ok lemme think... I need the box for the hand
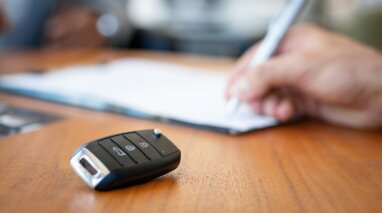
[226,24,382,129]
[43,6,106,48]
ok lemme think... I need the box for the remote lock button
[111,135,149,164]
[98,139,135,167]
[124,133,161,160]
[138,130,178,156]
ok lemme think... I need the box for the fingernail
[276,100,293,121]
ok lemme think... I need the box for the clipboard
[0,58,278,134]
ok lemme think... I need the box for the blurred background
[0,0,381,57]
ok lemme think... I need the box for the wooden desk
[0,49,381,213]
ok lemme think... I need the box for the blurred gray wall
[323,0,382,50]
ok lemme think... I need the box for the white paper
[0,58,277,134]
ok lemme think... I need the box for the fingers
[239,53,309,102]
[275,99,294,121]
[249,92,295,121]
[233,44,260,74]
[226,53,311,122]
[226,24,324,99]
[225,44,260,98]
[277,23,329,54]
[246,86,322,122]
[226,24,331,122]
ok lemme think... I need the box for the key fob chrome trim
[70,147,111,189]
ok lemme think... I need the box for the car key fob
[70,129,181,191]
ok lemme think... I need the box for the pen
[226,0,307,116]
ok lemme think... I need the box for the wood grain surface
[0,49,381,213]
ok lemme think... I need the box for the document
[0,58,278,134]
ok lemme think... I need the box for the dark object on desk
[0,103,61,137]
[70,129,181,191]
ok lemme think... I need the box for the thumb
[226,44,260,98]
[238,54,310,100]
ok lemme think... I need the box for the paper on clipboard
[0,58,278,134]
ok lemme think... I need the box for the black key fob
[70,129,181,191]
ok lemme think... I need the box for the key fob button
[111,135,150,164]
[124,133,161,160]
[85,143,120,170]
[138,141,149,148]
[98,139,135,167]
[138,130,178,156]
